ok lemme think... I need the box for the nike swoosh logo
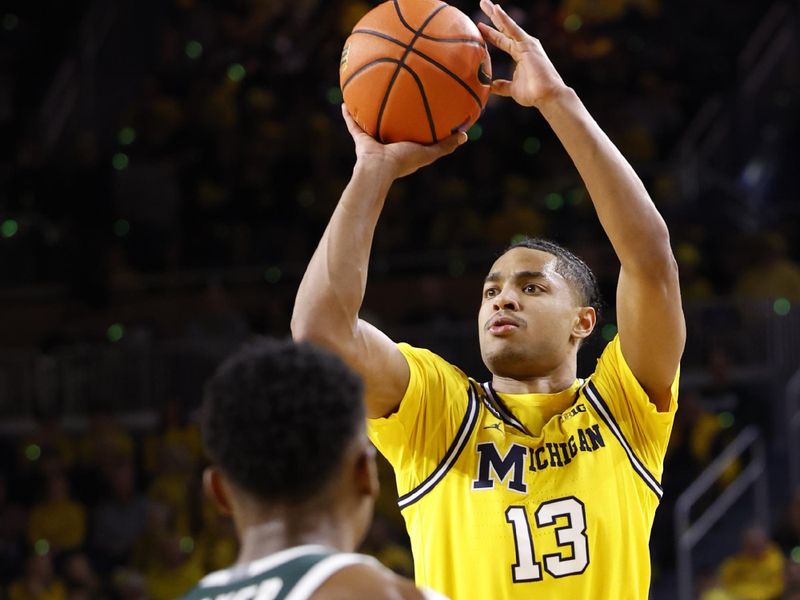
[483,423,501,430]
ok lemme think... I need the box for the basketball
[340,0,492,145]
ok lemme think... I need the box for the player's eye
[484,287,498,298]
[523,284,541,294]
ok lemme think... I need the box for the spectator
[735,233,800,303]
[697,569,736,600]
[60,552,102,599]
[90,460,149,569]
[7,552,66,600]
[27,472,86,554]
[143,534,203,600]
[130,502,173,574]
[719,525,785,600]
[147,444,195,536]
[109,569,147,600]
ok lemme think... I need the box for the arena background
[0,0,798,598]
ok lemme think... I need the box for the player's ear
[203,466,233,516]
[354,442,380,500]
[572,306,596,341]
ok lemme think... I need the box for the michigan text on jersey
[472,420,606,493]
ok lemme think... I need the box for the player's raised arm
[291,106,466,418]
[478,0,685,410]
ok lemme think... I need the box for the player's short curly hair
[201,337,364,502]
[503,237,603,320]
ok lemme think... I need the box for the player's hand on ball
[477,0,567,109]
[342,105,467,180]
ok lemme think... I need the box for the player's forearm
[291,161,393,345]
[539,87,675,274]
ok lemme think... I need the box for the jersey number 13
[505,496,589,582]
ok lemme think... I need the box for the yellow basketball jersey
[368,335,678,600]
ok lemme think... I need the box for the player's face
[478,248,583,378]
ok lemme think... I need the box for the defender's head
[478,238,601,379]
[201,338,377,550]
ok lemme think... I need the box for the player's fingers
[430,131,468,158]
[341,104,366,138]
[490,79,513,97]
[477,22,514,56]
[479,0,527,42]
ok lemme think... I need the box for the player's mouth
[487,314,523,336]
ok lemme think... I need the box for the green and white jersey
[180,544,449,600]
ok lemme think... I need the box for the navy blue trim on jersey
[397,386,480,510]
[483,382,531,435]
[583,381,663,500]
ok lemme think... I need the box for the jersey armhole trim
[397,385,480,510]
[584,381,663,500]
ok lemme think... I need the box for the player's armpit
[313,563,447,600]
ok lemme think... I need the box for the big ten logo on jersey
[471,424,606,493]
[561,402,587,421]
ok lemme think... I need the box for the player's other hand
[477,0,568,109]
[341,105,467,181]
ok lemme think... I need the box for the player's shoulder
[587,334,633,385]
[312,560,439,600]
[397,342,469,382]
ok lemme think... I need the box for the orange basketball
[340,0,492,144]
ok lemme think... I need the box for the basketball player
[179,338,448,600]
[292,1,685,597]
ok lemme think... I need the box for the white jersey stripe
[584,382,663,499]
[199,545,332,588]
[283,554,381,600]
[397,387,480,509]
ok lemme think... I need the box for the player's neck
[236,512,347,564]
[491,360,577,394]
[491,375,577,395]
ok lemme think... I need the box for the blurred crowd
[1,0,796,309]
[696,505,800,600]
[0,402,229,599]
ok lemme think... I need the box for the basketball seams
[351,28,486,110]
[341,57,402,91]
[392,0,442,35]
[397,66,437,148]
[391,0,415,33]
[376,3,448,143]
[352,28,485,49]
[417,35,485,45]
[393,0,484,45]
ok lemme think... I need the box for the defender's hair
[201,337,364,502]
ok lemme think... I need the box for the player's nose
[492,288,521,312]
